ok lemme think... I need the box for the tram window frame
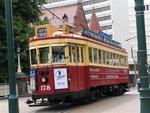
[116,54,119,66]
[113,53,116,66]
[88,47,93,63]
[77,46,80,63]
[30,49,37,65]
[93,48,98,63]
[39,47,49,64]
[80,47,84,63]
[102,51,106,64]
[118,55,121,66]
[106,51,109,65]
[125,56,128,67]
[124,56,128,67]
[52,46,65,63]
[121,56,125,66]
[69,45,84,63]
[72,46,76,63]
[110,52,113,65]
[69,46,72,62]
[98,50,101,64]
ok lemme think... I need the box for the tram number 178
[41,85,50,91]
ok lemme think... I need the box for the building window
[101,25,112,31]
[84,6,111,15]
[145,4,150,11]
[98,15,111,21]
[83,0,109,6]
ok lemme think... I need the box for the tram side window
[81,47,84,63]
[93,48,97,63]
[116,54,119,66]
[69,46,72,62]
[102,51,106,64]
[125,56,128,66]
[77,47,80,62]
[113,53,116,66]
[121,56,125,66]
[98,50,101,64]
[106,52,109,65]
[31,49,37,65]
[123,56,128,67]
[69,46,83,63]
[88,47,93,63]
[52,46,65,63]
[39,47,49,64]
[110,53,113,65]
[118,55,121,66]
[72,47,76,62]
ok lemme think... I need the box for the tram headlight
[40,76,48,84]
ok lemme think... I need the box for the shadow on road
[35,103,72,113]
[34,93,139,113]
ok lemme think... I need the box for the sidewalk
[126,87,139,94]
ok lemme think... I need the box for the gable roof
[40,2,88,32]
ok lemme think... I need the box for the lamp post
[17,47,22,73]
[134,0,150,113]
[4,0,19,113]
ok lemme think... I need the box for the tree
[0,0,47,82]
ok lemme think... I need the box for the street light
[17,47,22,73]
[126,35,150,42]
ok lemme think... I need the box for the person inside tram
[53,52,64,62]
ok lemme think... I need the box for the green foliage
[0,0,47,82]
[35,17,49,25]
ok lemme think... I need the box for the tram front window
[52,46,65,63]
[31,49,37,65]
[39,47,49,64]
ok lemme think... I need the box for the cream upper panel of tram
[29,37,127,58]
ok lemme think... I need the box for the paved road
[0,89,140,113]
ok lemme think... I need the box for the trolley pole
[4,0,19,113]
[134,0,150,113]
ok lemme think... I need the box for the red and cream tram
[27,23,129,106]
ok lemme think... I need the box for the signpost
[134,0,150,113]
[4,0,19,113]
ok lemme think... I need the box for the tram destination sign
[82,29,121,48]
